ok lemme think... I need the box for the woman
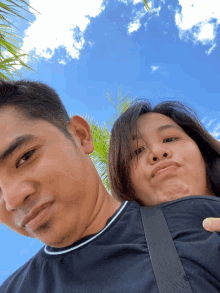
[108,100,220,291]
[108,100,220,205]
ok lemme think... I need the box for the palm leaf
[106,86,137,128]
[77,88,136,193]
[0,0,38,26]
[77,113,111,193]
[0,0,39,79]
[143,0,151,12]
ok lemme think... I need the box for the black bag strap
[140,205,193,293]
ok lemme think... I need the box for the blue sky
[1,0,220,284]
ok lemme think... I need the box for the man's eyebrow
[132,124,183,140]
[0,134,38,165]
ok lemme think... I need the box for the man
[0,79,220,292]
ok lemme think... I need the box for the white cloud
[128,17,142,34]
[209,129,218,138]
[203,117,220,140]
[128,6,147,34]
[201,117,207,124]
[150,65,169,76]
[175,0,220,52]
[206,118,217,127]
[196,22,215,43]
[209,124,220,139]
[126,1,162,34]
[206,43,217,55]
[133,0,143,4]
[118,0,143,4]
[22,0,105,62]
[151,5,161,17]
[151,65,159,72]
[58,59,67,65]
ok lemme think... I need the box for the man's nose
[3,183,36,211]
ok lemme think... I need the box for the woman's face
[129,113,215,206]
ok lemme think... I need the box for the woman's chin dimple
[150,181,191,204]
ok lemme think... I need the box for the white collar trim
[44,201,128,255]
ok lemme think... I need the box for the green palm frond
[0,0,39,79]
[106,86,137,128]
[77,87,136,194]
[0,27,36,79]
[0,0,38,26]
[78,113,111,193]
[143,0,151,12]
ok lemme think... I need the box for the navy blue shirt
[1,195,220,292]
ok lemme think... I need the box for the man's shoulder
[0,202,146,293]
[108,200,139,222]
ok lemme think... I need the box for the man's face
[0,107,99,248]
[129,113,215,206]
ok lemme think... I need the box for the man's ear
[68,115,94,154]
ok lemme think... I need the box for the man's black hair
[0,79,76,145]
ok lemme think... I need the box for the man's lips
[20,202,52,227]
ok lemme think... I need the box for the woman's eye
[16,149,36,168]
[164,137,178,143]
[134,147,144,156]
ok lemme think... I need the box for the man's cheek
[0,203,28,237]
[10,223,31,237]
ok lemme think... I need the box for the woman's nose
[148,146,172,163]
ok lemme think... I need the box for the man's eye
[164,137,178,143]
[16,149,36,168]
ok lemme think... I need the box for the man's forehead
[0,107,51,133]
[0,110,51,157]
[0,107,33,130]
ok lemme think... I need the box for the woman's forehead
[136,113,179,132]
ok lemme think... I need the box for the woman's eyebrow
[157,124,183,133]
[132,124,183,140]
[0,134,38,166]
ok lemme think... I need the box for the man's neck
[81,187,122,239]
